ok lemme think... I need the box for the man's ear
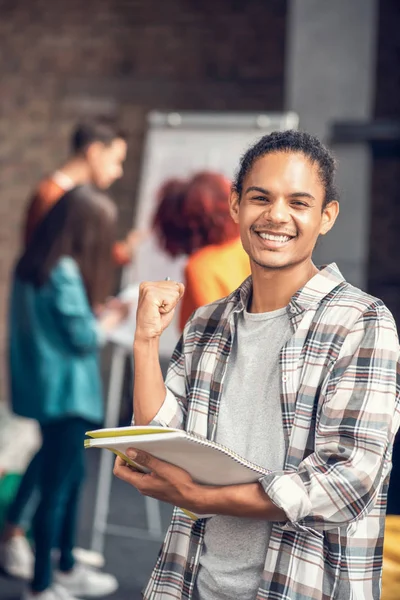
[229,191,240,224]
[85,141,103,162]
[320,200,339,236]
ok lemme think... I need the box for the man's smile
[252,228,297,249]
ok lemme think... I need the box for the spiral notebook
[85,425,270,518]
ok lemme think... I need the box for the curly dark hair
[233,130,338,208]
[153,172,239,257]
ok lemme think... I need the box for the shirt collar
[233,263,346,316]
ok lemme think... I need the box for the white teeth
[258,233,291,243]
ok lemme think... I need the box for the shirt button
[290,306,296,313]
[282,375,289,382]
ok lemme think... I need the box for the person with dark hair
[22,118,139,264]
[114,130,400,600]
[2,186,129,600]
[153,172,250,330]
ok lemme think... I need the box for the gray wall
[285,0,378,288]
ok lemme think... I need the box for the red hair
[153,172,238,257]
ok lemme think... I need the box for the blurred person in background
[2,186,129,600]
[23,117,141,265]
[153,171,251,331]
[0,119,146,578]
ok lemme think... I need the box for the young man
[114,131,400,600]
[23,118,138,264]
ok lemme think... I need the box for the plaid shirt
[142,264,400,600]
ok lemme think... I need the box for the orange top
[22,175,131,265]
[179,237,251,331]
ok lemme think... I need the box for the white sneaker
[52,547,105,569]
[54,563,118,597]
[21,583,81,600]
[72,547,105,569]
[0,535,34,579]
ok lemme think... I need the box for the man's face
[87,138,127,189]
[229,152,339,271]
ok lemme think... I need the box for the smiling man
[114,131,400,600]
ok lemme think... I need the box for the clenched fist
[135,280,185,342]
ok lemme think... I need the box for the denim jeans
[30,417,94,592]
[7,449,41,531]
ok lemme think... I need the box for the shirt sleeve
[47,258,105,354]
[260,302,400,534]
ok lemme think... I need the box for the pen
[161,277,171,310]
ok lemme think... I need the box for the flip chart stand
[90,345,164,555]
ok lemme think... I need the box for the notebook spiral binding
[185,431,270,476]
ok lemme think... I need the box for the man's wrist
[188,484,235,515]
[99,311,120,332]
[188,483,288,521]
[133,334,160,350]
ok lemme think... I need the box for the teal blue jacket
[9,256,104,425]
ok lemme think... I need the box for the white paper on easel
[105,284,140,349]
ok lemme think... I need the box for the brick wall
[0,0,287,402]
[368,0,400,326]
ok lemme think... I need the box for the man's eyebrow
[244,186,270,194]
[289,192,316,201]
[244,186,315,202]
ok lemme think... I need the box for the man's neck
[249,260,319,313]
[56,157,91,186]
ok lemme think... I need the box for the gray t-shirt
[195,306,292,600]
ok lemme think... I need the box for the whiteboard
[124,111,299,357]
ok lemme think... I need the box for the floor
[0,450,173,600]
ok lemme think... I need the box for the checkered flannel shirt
[140,264,400,600]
